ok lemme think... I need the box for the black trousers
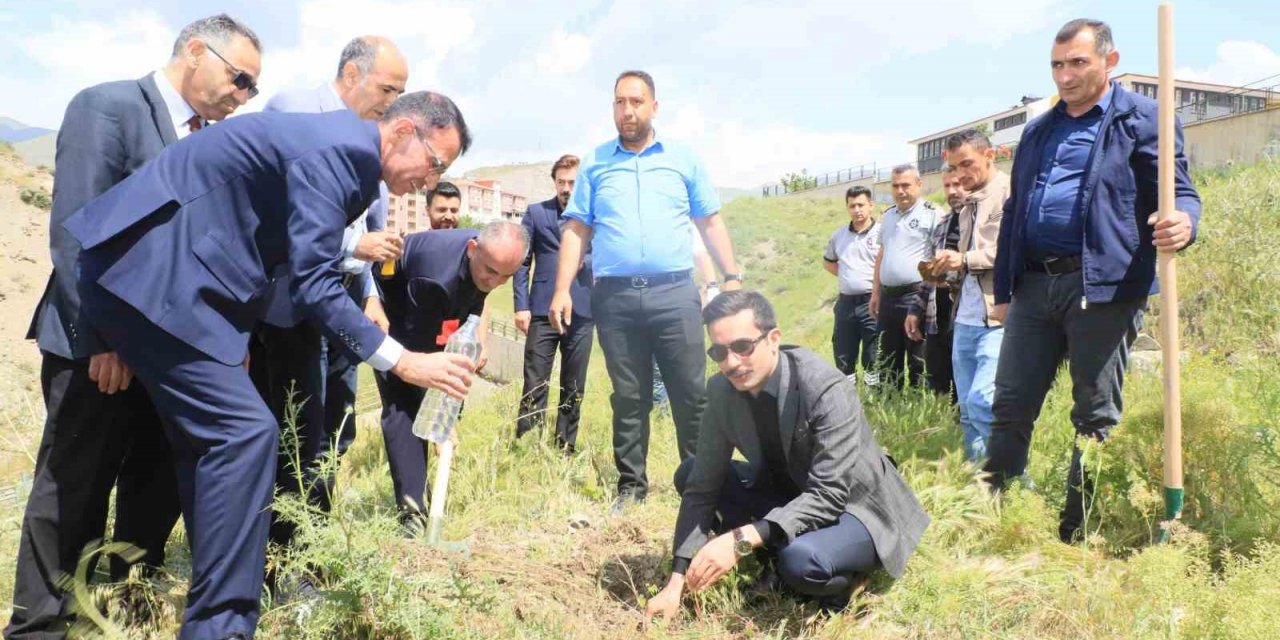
[516,315,594,450]
[925,287,956,400]
[7,352,182,638]
[592,275,705,499]
[673,458,880,598]
[831,293,878,376]
[373,370,432,515]
[878,286,926,389]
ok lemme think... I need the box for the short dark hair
[427,181,461,206]
[615,70,656,98]
[171,13,261,59]
[702,290,778,333]
[845,185,873,202]
[1055,18,1115,56]
[381,91,472,155]
[551,154,580,179]
[946,128,992,153]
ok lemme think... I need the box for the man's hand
[869,292,880,321]
[514,310,532,335]
[684,532,739,591]
[643,576,685,629]
[475,342,489,372]
[548,291,573,335]
[391,351,475,400]
[1148,210,1193,252]
[353,231,405,262]
[88,352,133,394]
[991,303,1009,323]
[905,314,924,342]
[364,296,390,333]
[930,249,964,276]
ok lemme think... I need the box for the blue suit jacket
[27,74,178,359]
[378,229,488,353]
[512,198,592,319]
[994,81,1202,304]
[259,83,387,326]
[65,110,387,366]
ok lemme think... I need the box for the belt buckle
[1043,257,1064,277]
[630,275,650,288]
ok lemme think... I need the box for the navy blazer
[65,110,386,367]
[512,198,592,319]
[27,74,178,359]
[378,229,488,353]
[994,81,1202,305]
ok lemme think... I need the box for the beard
[618,120,652,145]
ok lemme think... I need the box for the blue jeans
[951,323,1003,462]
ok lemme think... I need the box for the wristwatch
[731,527,754,558]
[723,273,743,284]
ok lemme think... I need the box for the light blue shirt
[564,133,720,277]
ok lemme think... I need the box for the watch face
[735,538,754,557]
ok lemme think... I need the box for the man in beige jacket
[921,129,1010,461]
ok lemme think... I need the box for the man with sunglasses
[61,91,473,640]
[251,36,408,590]
[11,14,261,638]
[645,291,929,624]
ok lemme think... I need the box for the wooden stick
[1157,3,1185,531]
[426,439,455,544]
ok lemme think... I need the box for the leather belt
[596,269,692,289]
[1024,254,1082,276]
[880,283,921,298]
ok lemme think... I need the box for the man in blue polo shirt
[985,19,1201,543]
[549,70,743,514]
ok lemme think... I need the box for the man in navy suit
[513,155,594,452]
[10,14,262,638]
[254,35,407,572]
[64,92,476,640]
[375,222,527,522]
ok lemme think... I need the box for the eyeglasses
[416,128,449,176]
[706,332,770,362]
[205,45,259,100]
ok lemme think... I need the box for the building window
[994,112,1027,131]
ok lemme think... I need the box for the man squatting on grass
[646,291,929,623]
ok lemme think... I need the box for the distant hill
[464,160,756,209]
[0,117,55,144]
[13,133,55,170]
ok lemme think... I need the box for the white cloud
[1176,40,1280,87]
[536,30,591,75]
[248,0,476,112]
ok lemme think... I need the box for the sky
[1,0,1276,188]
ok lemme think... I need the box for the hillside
[0,144,52,385]
[465,160,756,208]
[0,153,1275,638]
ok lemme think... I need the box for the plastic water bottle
[412,314,482,443]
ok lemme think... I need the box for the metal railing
[761,162,878,197]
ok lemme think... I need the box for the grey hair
[171,13,261,59]
[335,37,378,80]
[891,164,920,179]
[381,91,473,155]
[1055,18,1115,56]
[478,220,531,261]
[946,128,992,153]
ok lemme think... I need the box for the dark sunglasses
[706,332,770,362]
[206,45,259,99]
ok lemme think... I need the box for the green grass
[2,161,1279,638]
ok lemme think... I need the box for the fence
[761,162,878,197]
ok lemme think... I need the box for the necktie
[186,115,203,133]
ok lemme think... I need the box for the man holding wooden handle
[983,18,1201,543]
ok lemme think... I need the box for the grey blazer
[673,345,930,578]
[27,74,178,359]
